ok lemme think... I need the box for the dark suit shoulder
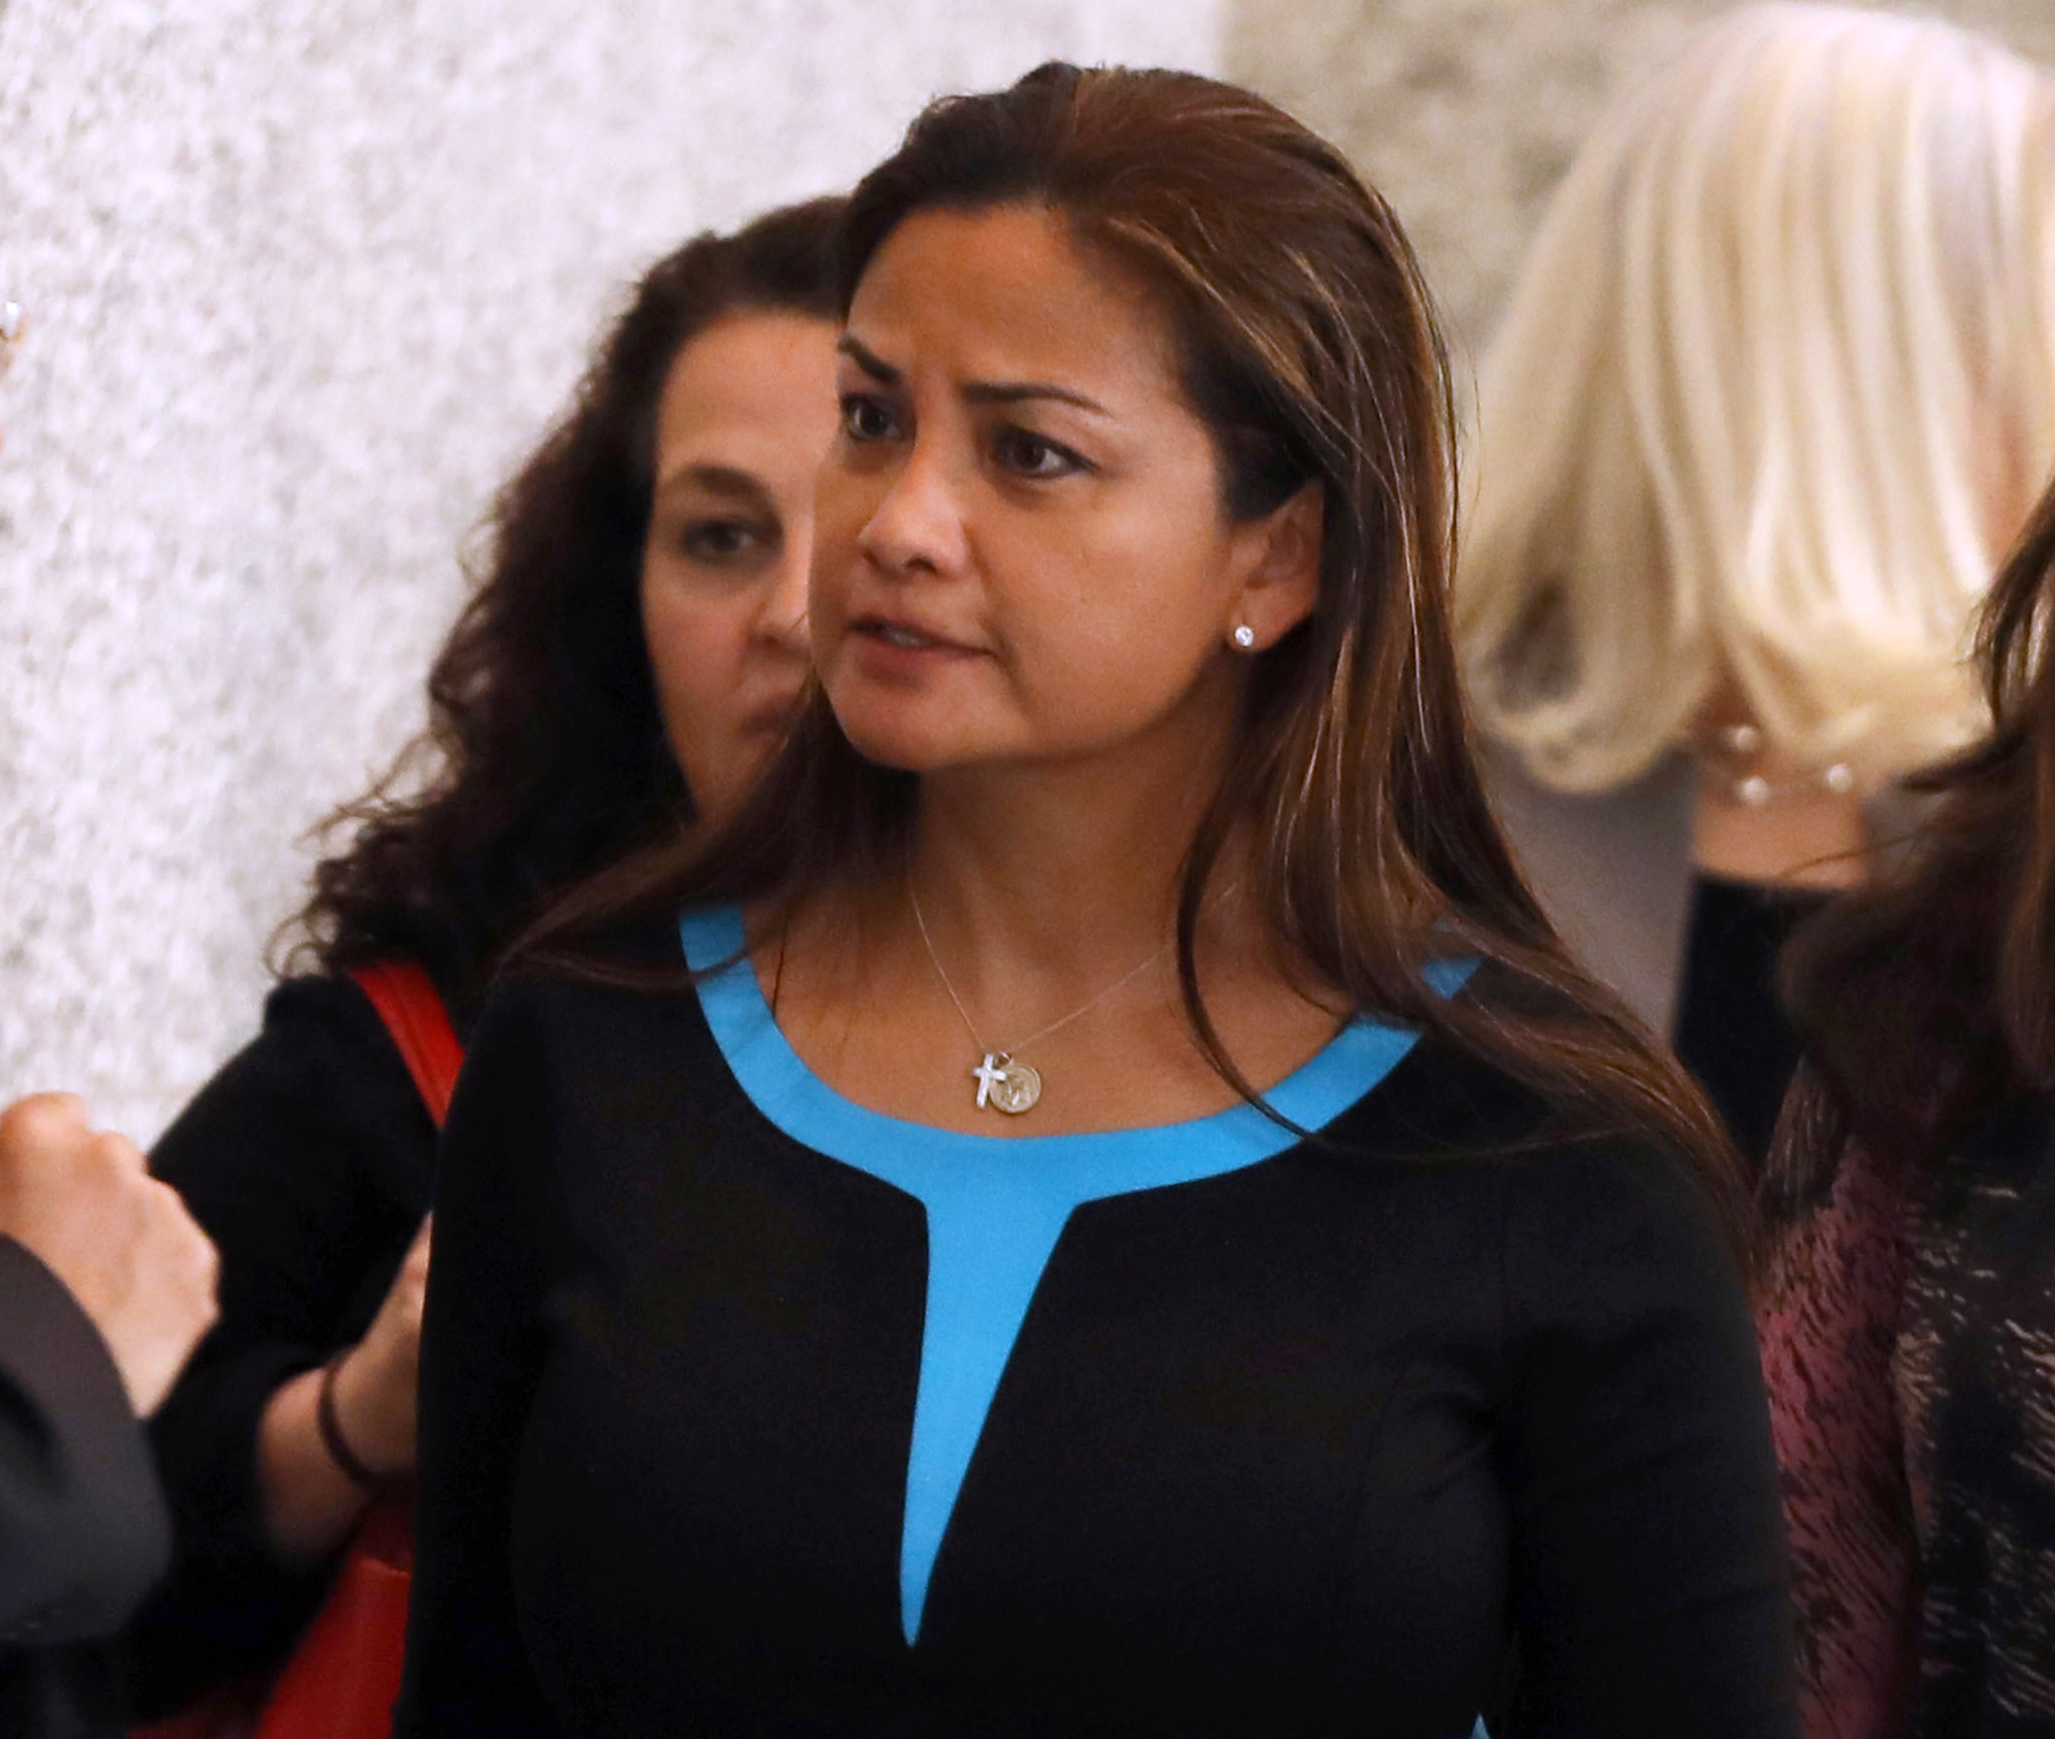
[0,1240,168,1649]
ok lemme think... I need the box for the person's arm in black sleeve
[0,1238,169,1648]
[1497,1142,1801,1738]
[394,981,562,1738]
[129,975,434,1709]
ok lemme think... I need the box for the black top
[127,975,440,1712]
[1673,873,1825,1173]
[397,926,1799,1739]
[0,1238,171,1738]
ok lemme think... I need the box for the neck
[1689,767,1867,889]
[1688,696,1868,889]
[750,692,1351,1133]
[893,701,1248,1026]
[921,757,1222,966]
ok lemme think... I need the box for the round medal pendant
[972,1052,1042,1115]
[989,1057,1041,1115]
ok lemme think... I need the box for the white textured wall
[0,0,1225,1139]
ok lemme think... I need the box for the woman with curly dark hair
[120,194,845,1715]
[1759,471,2055,1738]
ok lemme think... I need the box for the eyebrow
[652,463,771,505]
[839,335,1111,418]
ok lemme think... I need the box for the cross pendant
[972,1052,1007,1110]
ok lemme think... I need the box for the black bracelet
[316,1349,385,1493]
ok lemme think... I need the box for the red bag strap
[347,960,464,1127]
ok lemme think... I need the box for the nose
[856,443,970,579]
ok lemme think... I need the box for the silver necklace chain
[908,878,1173,1061]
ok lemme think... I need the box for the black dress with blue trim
[394,908,1799,1739]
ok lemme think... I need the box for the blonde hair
[1458,2,2055,794]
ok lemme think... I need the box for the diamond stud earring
[1231,624,1256,650]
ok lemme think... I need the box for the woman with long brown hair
[122,197,845,1716]
[1760,476,2055,1736]
[398,66,1798,1737]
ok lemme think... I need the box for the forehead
[654,312,839,472]
[845,204,1180,398]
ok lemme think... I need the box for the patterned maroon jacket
[1757,1092,2055,1738]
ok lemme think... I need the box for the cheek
[1003,517,1225,678]
[641,585,749,771]
[807,463,877,614]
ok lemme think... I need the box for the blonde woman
[1458,3,2055,1161]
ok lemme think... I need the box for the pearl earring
[1232,624,1256,650]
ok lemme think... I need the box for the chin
[817,671,942,772]
[832,712,960,774]
[829,696,1017,777]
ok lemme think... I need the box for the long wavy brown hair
[278,196,845,1008]
[532,65,1748,1253]
[1771,471,2055,1219]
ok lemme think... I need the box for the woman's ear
[1225,481,1323,652]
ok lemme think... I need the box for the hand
[0,1093,219,1417]
[327,1213,431,1477]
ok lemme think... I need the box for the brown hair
[535,65,1748,1252]
[279,196,846,1007]
[1772,471,2055,1217]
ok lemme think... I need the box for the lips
[847,612,981,656]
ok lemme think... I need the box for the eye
[993,426,1088,480]
[840,393,903,444]
[680,518,774,565]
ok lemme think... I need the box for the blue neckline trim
[680,902,1468,1173]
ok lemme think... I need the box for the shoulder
[449,915,706,1134]
[1498,1130,1738,1287]
[1352,996,1744,1304]
[1344,963,1666,1160]
[471,912,695,1051]
[149,970,437,1208]
[1485,1128,1756,1419]
[1339,990,1740,1272]
[1331,1022,1558,1170]
[258,969,409,1062]
[186,970,417,1104]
